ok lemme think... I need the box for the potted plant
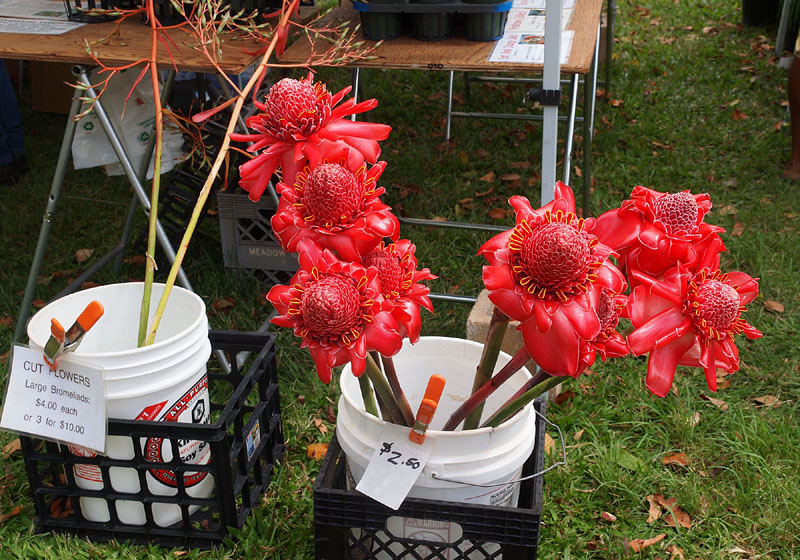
[230,75,764,510]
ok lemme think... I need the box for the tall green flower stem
[140,0,299,345]
[380,355,415,426]
[462,307,510,430]
[442,345,531,431]
[480,375,564,429]
[364,354,410,426]
[369,351,393,421]
[137,0,166,347]
[358,375,379,418]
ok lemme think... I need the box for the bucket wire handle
[429,405,567,487]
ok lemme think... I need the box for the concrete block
[466,289,562,402]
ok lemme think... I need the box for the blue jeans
[0,60,25,166]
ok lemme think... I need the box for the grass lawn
[1,0,799,558]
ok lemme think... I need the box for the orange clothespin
[42,300,104,370]
[409,375,446,445]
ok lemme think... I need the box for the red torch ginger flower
[362,240,437,344]
[578,290,630,373]
[231,75,391,201]
[591,187,725,277]
[480,182,626,377]
[271,160,399,261]
[627,265,762,397]
[267,241,402,383]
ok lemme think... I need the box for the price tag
[0,345,106,453]
[355,422,435,510]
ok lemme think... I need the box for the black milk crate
[217,190,298,278]
[314,399,546,559]
[19,330,285,548]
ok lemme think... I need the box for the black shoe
[0,163,19,186]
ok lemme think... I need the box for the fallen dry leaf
[573,428,585,441]
[306,443,329,460]
[716,375,731,390]
[646,495,662,523]
[0,316,12,329]
[651,140,674,150]
[474,185,495,197]
[501,173,521,182]
[210,297,236,315]
[2,439,21,459]
[752,394,781,408]
[667,543,686,559]
[554,389,575,406]
[628,533,666,552]
[313,417,328,435]
[731,222,745,237]
[690,412,701,427]
[764,300,784,313]
[700,395,729,411]
[609,98,624,107]
[715,204,737,216]
[0,505,22,525]
[32,300,46,308]
[663,504,692,529]
[479,171,496,183]
[49,497,74,519]
[173,552,189,557]
[544,433,556,456]
[510,161,530,170]
[124,255,147,266]
[327,404,336,424]
[488,208,509,220]
[601,511,617,523]
[663,452,689,468]
[732,108,747,121]
[74,248,95,263]
[0,351,8,365]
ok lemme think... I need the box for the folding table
[0,18,264,343]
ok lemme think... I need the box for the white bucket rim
[27,282,207,359]
[339,336,531,438]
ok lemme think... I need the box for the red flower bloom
[577,290,630,373]
[627,265,762,397]
[271,160,400,261]
[362,240,437,343]
[231,75,391,201]
[480,182,626,377]
[267,241,402,383]
[591,187,725,277]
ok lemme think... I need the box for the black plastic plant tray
[353,0,512,13]
[314,399,546,560]
[20,330,285,549]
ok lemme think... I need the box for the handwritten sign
[355,422,435,510]
[0,345,106,453]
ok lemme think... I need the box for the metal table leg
[562,73,580,185]
[582,23,600,217]
[604,0,615,97]
[13,88,84,343]
[540,0,563,203]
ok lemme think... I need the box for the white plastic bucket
[26,282,214,527]
[338,336,537,508]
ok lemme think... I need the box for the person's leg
[785,37,800,179]
[0,60,25,165]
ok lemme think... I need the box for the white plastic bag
[71,69,185,179]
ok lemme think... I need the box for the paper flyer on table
[512,0,575,9]
[0,0,69,20]
[489,30,573,64]
[0,17,83,34]
[504,7,573,34]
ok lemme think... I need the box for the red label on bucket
[142,375,211,488]
[68,445,102,483]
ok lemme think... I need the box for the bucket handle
[430,406,566,488]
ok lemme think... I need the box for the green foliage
[1,0,799,557]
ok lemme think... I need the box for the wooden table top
[0,17,265,74]
[280,0,602,75]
